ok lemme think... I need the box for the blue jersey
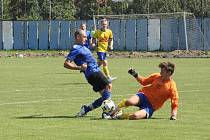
[66,44,100,79]
[84,31,92,50]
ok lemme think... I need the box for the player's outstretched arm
[128,68,138,78]
[64,60,87,71]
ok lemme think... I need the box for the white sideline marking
[0,89,208,106]
[179,89,210,93]
[0,99,64,106]
[0,87,73,93]
[0,87,208,94]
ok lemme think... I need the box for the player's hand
[80,64,87,72]
[91,43,96,48]
[108,46,113,51]
[128,68,138,78]
[170,115,177,120]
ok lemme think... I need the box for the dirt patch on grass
[108,50,210,58]
[0,50,209,58]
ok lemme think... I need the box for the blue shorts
[136,92,154,118]
[97,52,107,60]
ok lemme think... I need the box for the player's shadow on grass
[46,72,80,75]
[59,82,87,86]
[14,115,167,120]
[14,115,92,119]
[91,117,167,120]
[150,117,168,120]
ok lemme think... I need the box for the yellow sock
[103,66,110,78]
[120,113,130,119]
[118,99,128,108]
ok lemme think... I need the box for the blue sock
[87,90,111,112]
[101,90,111,100]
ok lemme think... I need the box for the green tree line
[1,0,210,20]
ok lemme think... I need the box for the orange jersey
[136,73,178,112]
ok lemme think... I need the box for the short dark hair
[159,62,175,75]
[101,18,108,23]
[80,23,86,27]
[74,29,83,39]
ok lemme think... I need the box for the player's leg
[115,109,147,120]
[97,52,104,67]
[115,93,154,120]
[102,58,117,81]
[111,95,140,118]
[89,84,112,109]
[102,59,117,81]
[128,110,148,120]
[97,60,103,67]
[90,78,112,107]
[102,59,111,79]
[76,72,111,117]
[97,52,110,78]
[118,94,140,108]
[97,52,117,81]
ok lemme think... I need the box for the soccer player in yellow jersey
[92,18,117,82]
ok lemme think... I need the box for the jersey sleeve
[136,73,159,86]
[86,31,91,38]
[66,47,79,61]
[170,81,179,115]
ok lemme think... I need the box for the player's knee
[106,83,112,91]
[125,99,135,106]
[97,61,102,66]
[102,60,108,66]
[130,113,142,120]
[63,62,68,68]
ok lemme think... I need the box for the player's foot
[76,105,87,117]
[111,109,123,119]
[107,76,117,82]
[102,112,112,120]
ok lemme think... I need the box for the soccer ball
[101,99,116,114]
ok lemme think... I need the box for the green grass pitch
[0,57,210,140]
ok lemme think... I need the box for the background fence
[0,19,210,51]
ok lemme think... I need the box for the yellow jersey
[93,29,113,52]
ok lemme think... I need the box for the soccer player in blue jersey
[64,29,113,117]
[80,23,93,50]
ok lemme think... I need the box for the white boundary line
[0,99,64,106]
[0,89,208,106]
[0,88,208,94]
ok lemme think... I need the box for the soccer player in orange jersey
[112,62,178,120]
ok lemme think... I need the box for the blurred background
[0,0,210,20]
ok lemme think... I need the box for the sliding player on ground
[112,62,178,120]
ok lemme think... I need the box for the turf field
[0,56,210,140]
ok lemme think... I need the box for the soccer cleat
[107,76,117,82]
[76,105,87,117]
[102,112,112,120]
[117,99,127,108]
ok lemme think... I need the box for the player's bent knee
[125,99,137,106]
[106,83,112,90]
[102,60,108,66]
[129,114,141,120]
[130,112,146,120]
